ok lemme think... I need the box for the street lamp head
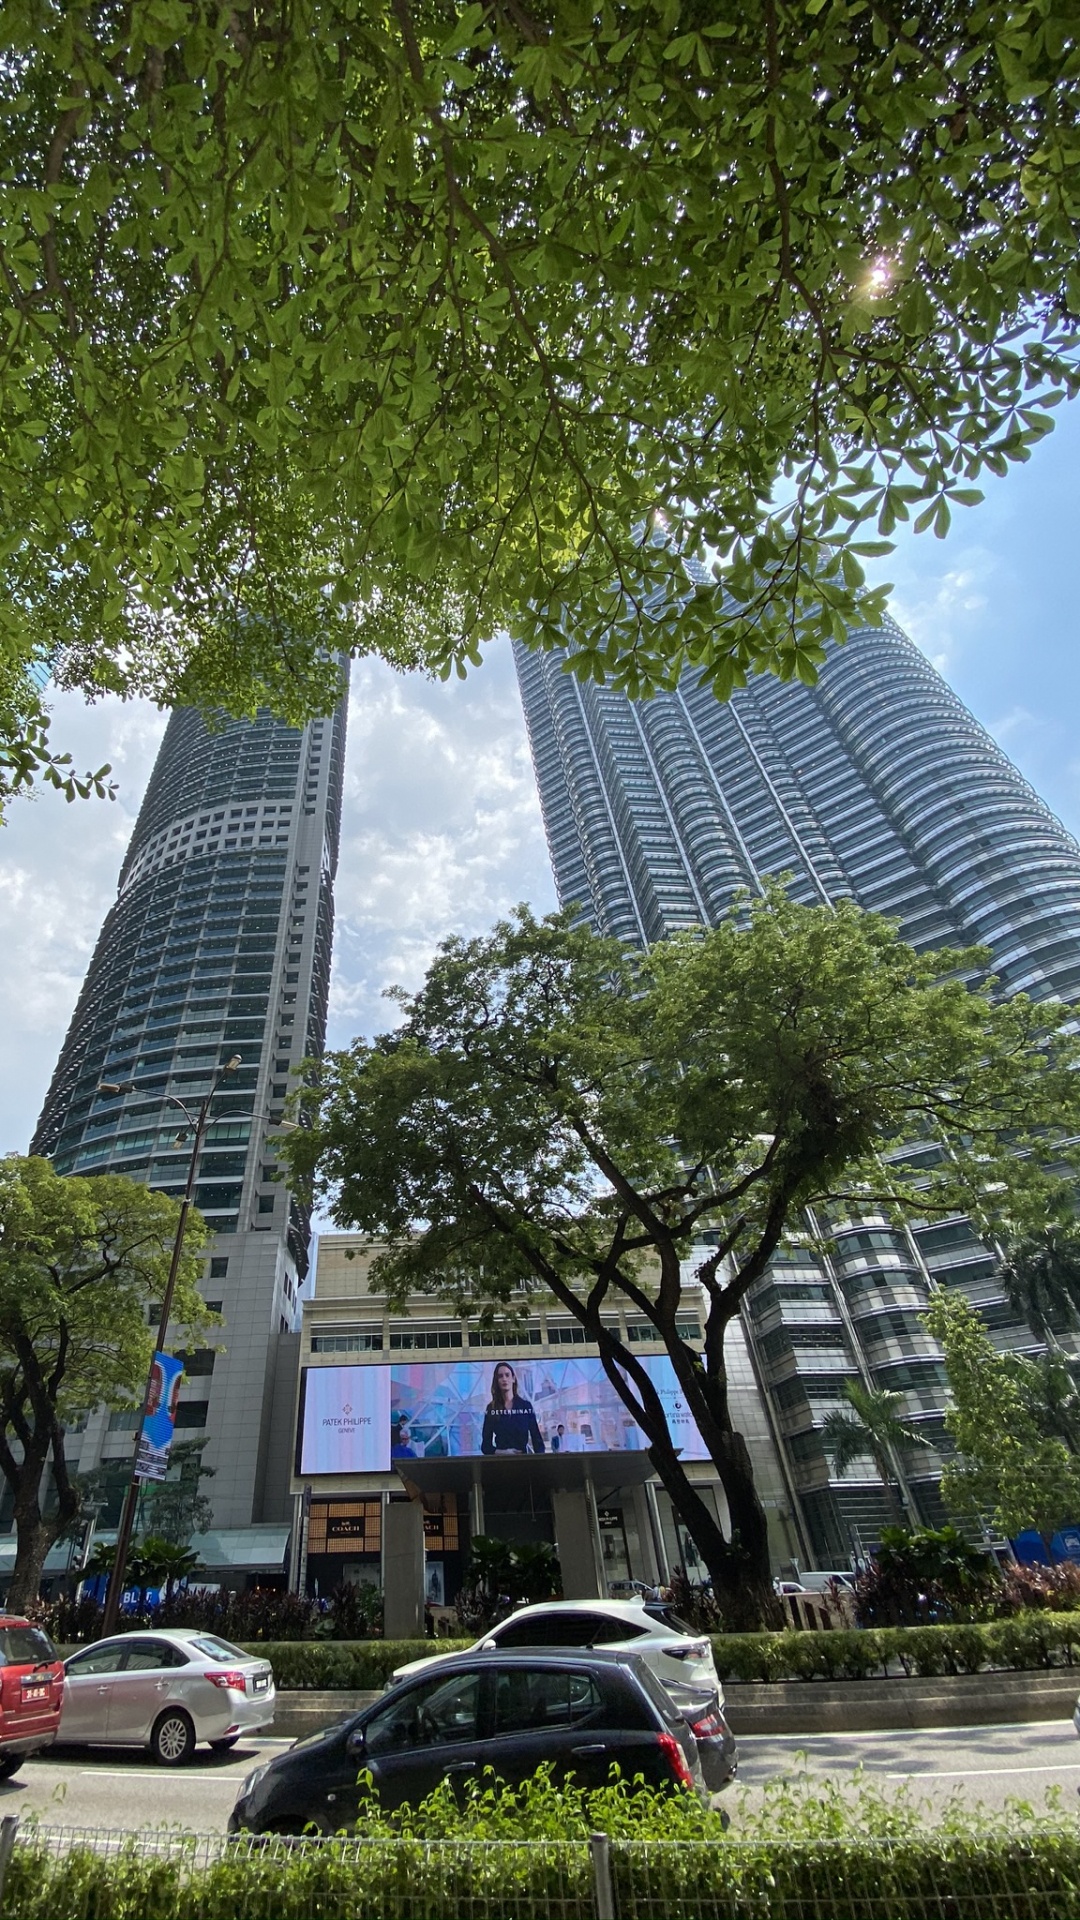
[97,1081,134,1095]
[171,1131,190,1148]
[225,1055,242,1072]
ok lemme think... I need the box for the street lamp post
[99,1055,241,1639]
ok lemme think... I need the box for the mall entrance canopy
[381,1448,664,1636]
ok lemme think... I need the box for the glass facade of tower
[31,684,348,1535]
[515,619,1080,1561]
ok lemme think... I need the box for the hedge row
[244,1614,1080,1689]
[710,1611,1080,1683]
[8,1833,1080,1920]
[243,1638,472,1689]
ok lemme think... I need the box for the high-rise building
[30,683,348,1554]
[515,617,1080,1561]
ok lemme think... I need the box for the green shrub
[244,1612,1080,1692]
[249,1638,472,1689]
[710,1611,1080,1683]
[7,1771,1080,1919]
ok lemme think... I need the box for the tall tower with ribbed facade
[515,619,1080,1560]
[31,679,348,1541]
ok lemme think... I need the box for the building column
[629,1483,662,1588]
[553,1486,605,1600]
[383,1498,425,1638]
[469,1463,485,1541]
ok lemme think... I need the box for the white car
[60,1628,276,1765]
[392,1599,722,1714]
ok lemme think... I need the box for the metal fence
[4,1818,1080,1920]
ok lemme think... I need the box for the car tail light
[206,1669,248,1693]
[656,1731,693,1788]
[689,1709,722,1739]
[663,1640,710,1661]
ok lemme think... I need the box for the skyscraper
[31,683,348,1543]
[515,617,1080,1560]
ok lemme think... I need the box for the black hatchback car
[229,1648,703,1834]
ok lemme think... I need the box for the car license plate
[253,1675,268,1693]
[22,1684,48,1702]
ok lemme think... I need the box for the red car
[0,1616,64,1778]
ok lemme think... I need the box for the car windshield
[191,1635,251,1662]
[0,1626,56,1666]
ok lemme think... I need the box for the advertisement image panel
[300,1363,391,1475]
[298,1353,709,1474]
[134,1350,185,1483]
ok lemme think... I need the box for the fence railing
[4,1817,1080,1920]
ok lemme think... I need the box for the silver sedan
[60,1629,275,1764]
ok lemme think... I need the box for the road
[735,1716,1080,1817]
[1,1720,1078,1832]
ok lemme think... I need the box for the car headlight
[241,1763,271,1797]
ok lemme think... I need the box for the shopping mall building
[287,1235,801,1632]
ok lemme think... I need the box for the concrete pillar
[630,1483,662,1587]
[469,1463,485,1540]
[383,1498,425,1638]
[553,1488,605,1599]
[644,1481,671,1583]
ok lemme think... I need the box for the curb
[267,1670,1080,1742]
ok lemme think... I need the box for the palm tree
[821,1380,931,1523]
[132,1537,200,1604]
[998,1225,1080,1345]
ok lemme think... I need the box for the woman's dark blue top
[480,1398,546,1455]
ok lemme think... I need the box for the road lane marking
[78,1769,239,1781]
[886,1762,1080,1779]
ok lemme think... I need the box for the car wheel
[210,1735,241,1752]
[150,1709,196,1766]
[0,1755,23,1781]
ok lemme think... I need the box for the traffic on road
[0,1718,1076,1833]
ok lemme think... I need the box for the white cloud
[0,643,555,1156]
[885,560,990,677]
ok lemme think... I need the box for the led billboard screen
[298,1354,708,1475]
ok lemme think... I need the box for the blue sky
[0,402,1077,1155]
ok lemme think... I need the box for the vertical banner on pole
[135,1352,185,1482]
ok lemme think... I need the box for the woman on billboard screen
[480,1362,546,1455]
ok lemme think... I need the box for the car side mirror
[345,1728,366,1760]
[480,1638,498,1652]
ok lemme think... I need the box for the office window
[174,1402,209,1429]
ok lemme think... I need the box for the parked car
[230,1647,704,1834]
[0,1616,65,1779]
[60,1628,275,1765]
[391,1598,723,1716]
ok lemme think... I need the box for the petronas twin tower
[29,600,1080,1568]
[517,617,1080,1561]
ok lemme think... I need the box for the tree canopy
[924,1290,1080,1544]
[1,1,1078,797]
[0,1155,209,1606]
[282,891,1080,1626]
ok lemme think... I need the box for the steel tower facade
[515,619,1080,1560]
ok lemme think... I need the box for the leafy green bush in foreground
[9,1771,1080,1920]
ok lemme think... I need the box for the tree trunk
[8,1485,57,1612]
[4,1434,81,1613]
[647,1424,782,1631]
[653,1328,783,1628]
[589,1314,782,1629]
